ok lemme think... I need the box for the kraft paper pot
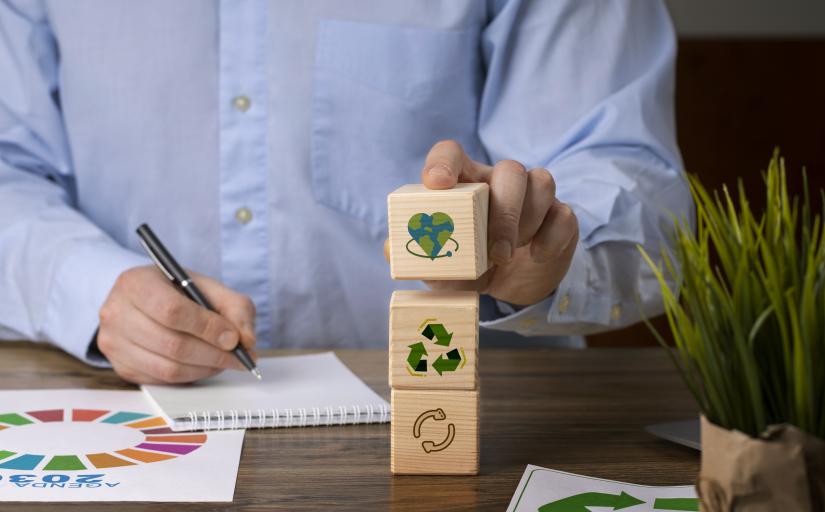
[697,415,825,511]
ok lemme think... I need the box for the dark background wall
[588,37,825,347]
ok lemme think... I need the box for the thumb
[421,140,468,190]
[192,273,257,352]
[421,140,493,190]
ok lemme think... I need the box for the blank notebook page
[142,352,390,431]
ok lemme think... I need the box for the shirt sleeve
[478,0,694,336]
[0,1,149,365]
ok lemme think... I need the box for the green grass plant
[640,151,824,439]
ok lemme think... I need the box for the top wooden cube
[387,183,489,280]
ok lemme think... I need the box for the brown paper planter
[697,415,825,511]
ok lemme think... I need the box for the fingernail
[558,234,576,257]
[427,165,452,179]
[218,331,236,348]
[491,240,512,264]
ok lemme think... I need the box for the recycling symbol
[406,319,465,376]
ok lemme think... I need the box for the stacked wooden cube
[387,183,489,475]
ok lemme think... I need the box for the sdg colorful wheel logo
[406,212,459,260]
[0,409,205,471]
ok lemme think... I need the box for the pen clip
[138,237,176,282]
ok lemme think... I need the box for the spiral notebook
[141,352,390,431]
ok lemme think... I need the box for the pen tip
[251,368,262,381]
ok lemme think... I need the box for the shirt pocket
[311,19,482,235]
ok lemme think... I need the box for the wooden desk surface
[0,342,699,511]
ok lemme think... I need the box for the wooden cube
[387,183,489,280]
[389,290,478,390]
[391,389,479,475]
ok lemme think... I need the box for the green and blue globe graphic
[406,212,459,260]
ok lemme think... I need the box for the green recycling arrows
[407,342,428,372]
[432,349,462,375]
[422,323,452,346]
[405,321,464,376]
[538,492,699,512]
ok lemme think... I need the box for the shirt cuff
[42,239,150,367]
[479,293,557,335]
[479,240,590,336]
[478,240,620,337]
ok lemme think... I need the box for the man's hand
[98,265,257,384]
[389,140,579,306]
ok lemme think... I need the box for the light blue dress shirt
[0,0,692,364]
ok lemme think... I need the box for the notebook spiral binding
[179,403,390,430]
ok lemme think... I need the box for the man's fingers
[224,298,257,352]
[111,361,164,385]
[112,353,172,385]
[115,340,221,384]
[518,169,556,247]
[194,274,257,352]
[130,274,240,351]
[424,268,495,294]
[424,278,485,293]
[488,160,528,265]
[421,140,465,189]
[121,307,243,370]
[420,140,492,189]
[100,265,242,385]
[531,201,579,263]
[103,326,222,385]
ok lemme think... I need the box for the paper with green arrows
[507,465,698,512]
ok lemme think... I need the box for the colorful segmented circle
[0,409,206,471]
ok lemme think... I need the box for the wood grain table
[0,341,700,511]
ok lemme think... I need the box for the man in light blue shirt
[0,0,691,383]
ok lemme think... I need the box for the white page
[142,352,389,430]
[507,465,698,512]
[0,389,243,502]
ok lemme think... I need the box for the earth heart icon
[406,212,459,260]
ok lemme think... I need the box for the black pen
[136,223,262,380]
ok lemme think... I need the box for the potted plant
[640,152,825,511]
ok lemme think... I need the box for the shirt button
[558,294,570,314]
[611,304,622,321]
[232,95,251,112]
[235,207,253,225]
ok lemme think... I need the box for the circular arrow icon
[412,408,455,453]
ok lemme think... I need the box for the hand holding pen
[96,225,260,384]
